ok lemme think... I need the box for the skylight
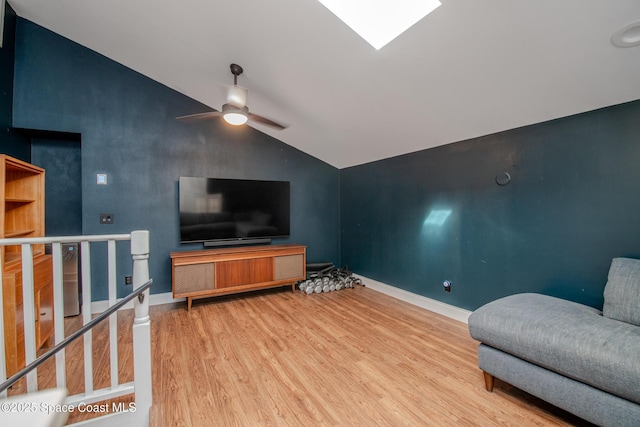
[317,0,441,50]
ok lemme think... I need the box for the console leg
[483,371,495,392]
[187,297,192,311]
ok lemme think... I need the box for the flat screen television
[179,176,290,245]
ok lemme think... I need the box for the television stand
[170,244,306,310]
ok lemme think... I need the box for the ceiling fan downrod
[230,63,243,86]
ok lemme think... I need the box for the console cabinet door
[274,254,304,280]
[215,258,273,289]
[174,263,215,296]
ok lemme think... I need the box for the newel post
[131,230,152,422]
[131,230,150,323]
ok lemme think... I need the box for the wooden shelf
[4,250,45,268]
[4,229,37,238]
[5,197,36,204]
[1,154,50,377]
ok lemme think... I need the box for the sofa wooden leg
[483,371,495,392]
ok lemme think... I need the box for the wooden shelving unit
[1,154,53,377]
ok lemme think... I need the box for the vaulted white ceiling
[9,0,640,168]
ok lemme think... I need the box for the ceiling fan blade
[248,113,287,130]
[176,111,221,121]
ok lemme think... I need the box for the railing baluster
[108,239,118,389]
[21,244,38,392]
[81,240,94,396]
[51,242,66,389]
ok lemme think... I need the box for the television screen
[179,177,290,244]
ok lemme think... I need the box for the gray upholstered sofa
[468,257,640,427]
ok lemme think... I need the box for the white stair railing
[0,230,152,427]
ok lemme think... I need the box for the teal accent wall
[8,16,640,311]
[0,4,29,159]
[12,19,340,300]
[31,137,83,236]
[341,100,640,310]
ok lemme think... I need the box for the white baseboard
[90,292,183,314]
[356,274,471,324]
[89,277,472,324]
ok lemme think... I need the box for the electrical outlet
[443,280,452,293]
[100,213,114,224]
[125,275,133,285]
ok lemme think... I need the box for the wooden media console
[171,244,306,310]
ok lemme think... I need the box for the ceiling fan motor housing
[227,85,248,108]
[222,104,249,114]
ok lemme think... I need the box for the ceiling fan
[176,63,286,130]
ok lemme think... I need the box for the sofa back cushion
[603,257,640,326]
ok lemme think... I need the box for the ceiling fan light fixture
[223,111,249,126]
[222,104,249,126]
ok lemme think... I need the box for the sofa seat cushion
[468,293,640,405]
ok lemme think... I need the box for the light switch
[97,173,108,185]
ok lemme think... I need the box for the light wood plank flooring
[10,286,594,426]
[150,286,592,426]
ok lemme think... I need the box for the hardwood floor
[9,286,594,426]
[150,287,591,426]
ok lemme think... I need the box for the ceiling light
[222,104,249,126]
[317,0,441,50]
[611,20,640,48]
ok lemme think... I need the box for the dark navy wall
[0,4,29,159]
[341,100,640,311]
[11,17,640,311]
[31,138,83,236]
[12,19,340,299]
